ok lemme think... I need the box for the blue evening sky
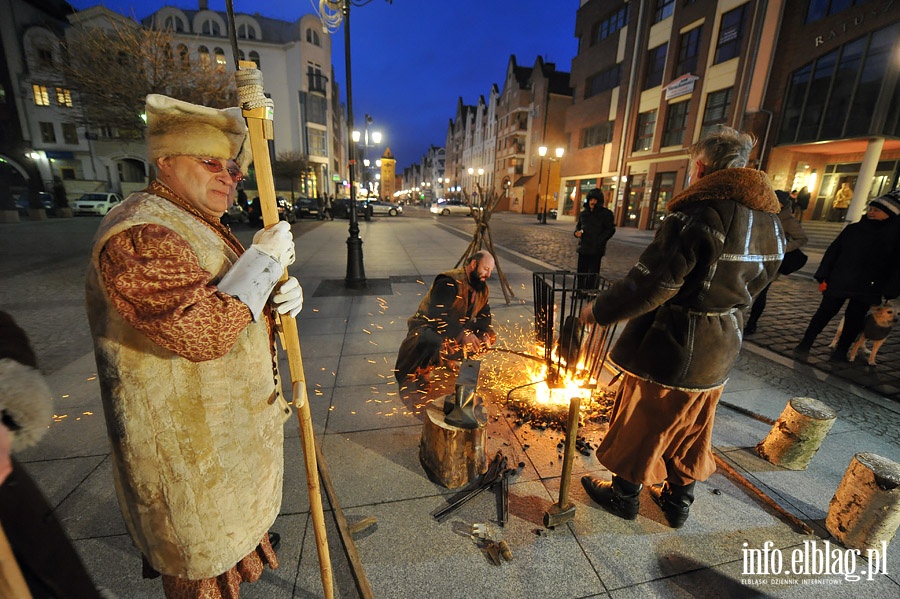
[66,0,579,170]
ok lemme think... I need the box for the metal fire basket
[532,271,618,389]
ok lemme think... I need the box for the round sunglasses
[194,157,244,183]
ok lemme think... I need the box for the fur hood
[668,168,779,214]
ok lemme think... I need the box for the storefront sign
[664,74,699,100]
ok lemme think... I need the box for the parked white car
[430,199,473,216]
[366,199,403,216]
[72,192,123,216]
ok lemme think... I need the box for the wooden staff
[237,63,333,598]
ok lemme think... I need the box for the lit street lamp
[538,146,564,224]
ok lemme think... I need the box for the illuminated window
[198,46,210,67]
[32,84,50,106]
[56,87,72,107]
[214,47,227,69]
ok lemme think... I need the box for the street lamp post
[539,147,564,224]
[342,1,366,289]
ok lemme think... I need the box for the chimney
[199,0,208,10]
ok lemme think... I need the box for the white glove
[252,221,295,267]
[272,277,303,318]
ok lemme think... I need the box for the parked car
[15,192,54,215]
[248,196,296,224]
[366,199,403,216]
[333,198,370,220]
[294,197,320,219]
[430,198,472,216]
[71,192,123,216]
[220,202,247,226]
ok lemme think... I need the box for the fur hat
[0,312,53,452]
[146,94,252,173]
[869,188,900,219]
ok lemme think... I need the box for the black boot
[581,475,642,520]
[649,481,695,528]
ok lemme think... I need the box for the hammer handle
[557,396,581,507]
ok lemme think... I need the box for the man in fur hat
[579,127,784,528]
[85,94,303,596]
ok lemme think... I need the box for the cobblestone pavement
[433,209,900,403]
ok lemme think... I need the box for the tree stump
[419,396,487,489]
[756,397,836,470]
[826,453,900,551]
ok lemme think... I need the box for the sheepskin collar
[667,168,779,214]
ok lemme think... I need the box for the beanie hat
[869,188,900,219]
[146,94,252,174]
[0,311,53,452]
[586,188,603,201]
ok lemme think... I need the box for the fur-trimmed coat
[85,191,289,579]
[590,168,783,390]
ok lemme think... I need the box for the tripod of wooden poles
[454,185,515,304]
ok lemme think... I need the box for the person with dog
[578,127,783,528]
[793,188,900,363]
[394,251,497,399]
[744,189,809,335]
[574,188,616,290]
[85,94,303,597]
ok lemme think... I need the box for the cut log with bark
[420,396,487,489]
[756,397,836,470]
[826,452,900,552]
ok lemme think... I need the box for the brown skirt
[145,533,279,599]
[595,373,722,486]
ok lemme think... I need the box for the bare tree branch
[62,20,237,138]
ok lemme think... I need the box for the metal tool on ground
[469,524,512,566]
[544,396,581,528]
[434,451,512,522]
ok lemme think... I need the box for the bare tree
[273,151,311,200]
[63,20,237,138]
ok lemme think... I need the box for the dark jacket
[591,168,783,390]
[815,216,900,303]
[575,204,616,256]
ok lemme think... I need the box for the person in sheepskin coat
[579,127,784,529]
[85,95,303,597]
[0,311,101,597]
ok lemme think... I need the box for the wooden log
[756,397,836,470]
[826,452,900,551]
[419,396,487,489]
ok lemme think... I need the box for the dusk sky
[67,0,580,171]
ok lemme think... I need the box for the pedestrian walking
[574,188,616,290]
[793,188,900,363]
[794,185,810,221]
[324,193,334,220]
[831,181,853,222]
[579,127,783,528]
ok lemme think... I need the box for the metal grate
[532,271,617,388]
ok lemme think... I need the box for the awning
[512,175,533,188]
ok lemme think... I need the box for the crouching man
[395,251,497,398]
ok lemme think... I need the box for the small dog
[829,302,896,365]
